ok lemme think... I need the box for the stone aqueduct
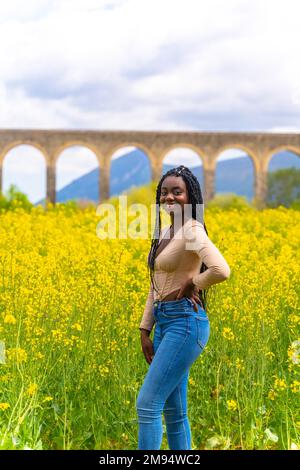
[0,129,299,207]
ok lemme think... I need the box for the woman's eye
[161,191,181,196]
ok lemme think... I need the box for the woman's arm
[139,282,155,333]
[184,223,231,290]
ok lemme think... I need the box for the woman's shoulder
[191,218,204,227]
[186,218,205,231]
[183,218,206,241]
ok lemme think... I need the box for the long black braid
[147,164,210,312]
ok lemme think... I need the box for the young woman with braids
[136,165,231,450]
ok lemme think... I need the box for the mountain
[34,149,300,205]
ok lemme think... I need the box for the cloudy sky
[1,0,300,202]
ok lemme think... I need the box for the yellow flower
[6,347,27,363]
[27,383,38,396]
[51,330,63,340]
[268,389,277,400]
[98,365,110,377]
[0,373,12,383]
[110,340,120,352]
[0,402,10,410]
[265,351,275,359]
[274,377,287,391]
[35,352,45,360]
[42,396,53,402]
[236,358,245,371]
[227,399,238,411]
[290,380,300,393]
[4,314,17,325]
[289,316,300,326]
[71,323,82,331]
[222,327,235,341]
[0,199,299,445]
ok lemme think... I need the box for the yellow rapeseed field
[0,202,299,450]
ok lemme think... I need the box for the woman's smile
[162,202,182,214]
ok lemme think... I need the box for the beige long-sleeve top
[139,217,230,332]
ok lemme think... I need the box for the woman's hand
[175,278,201,312]
[140,330,154,365]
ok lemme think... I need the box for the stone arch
[214,143,258,172]
[215,146,256,202]
[55,144,100,205]
[109,144,152,198]
[52,141,103,165]
[160,143,205,166]
[1,143,47,205]
[161,144,205,196]
[0,141,48,165]
[160,145,205,191]
[1,129,299,206]
[108,142,153,169]
[263,145,300,172]
[108,142,153,160]
[264,145,300,207]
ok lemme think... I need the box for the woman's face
[160,175,189,217]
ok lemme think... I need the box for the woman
[136,165,231,450]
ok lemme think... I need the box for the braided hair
[147,164,210,312]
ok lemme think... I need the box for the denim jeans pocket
[196,317,210,350]
[160,309,189,318]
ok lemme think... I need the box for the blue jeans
[136,297,210,450]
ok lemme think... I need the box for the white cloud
[217,149,247,161]
[111,146,135,159]
[0,0,300,200]
[163,148,203,167]
[1,0,299,130]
